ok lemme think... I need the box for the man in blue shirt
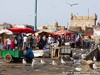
[25,46,34,63]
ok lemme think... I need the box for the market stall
[8,28,35,34]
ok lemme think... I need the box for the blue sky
[0,0,100,27]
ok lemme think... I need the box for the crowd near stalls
[0,27,35,50]
[52,30,95,49]
[0,28,95,51]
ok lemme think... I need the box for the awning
[0,29,13,35]
[8,28,35,34]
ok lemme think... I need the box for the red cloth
[8,28,35,34]
[10,40,15,49]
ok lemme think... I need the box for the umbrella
[53,30,77,35]
[53,30,68,35]
[0,29,13,43]
[8,28,22,33]
[0,29,13,35]
[8,28,35,34]
[22,28,35,33]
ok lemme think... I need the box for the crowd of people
[0,32,96,63]
[0,33,95,51]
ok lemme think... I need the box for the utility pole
[34,0,37,31]
[88,8,89,18]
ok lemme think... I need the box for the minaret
[53,20,58,28]
[94,14,97,26]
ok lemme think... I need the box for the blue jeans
[7,45,10,50]
[85,42,89,48]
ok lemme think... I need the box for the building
[0,22,12,30]
[37,21,66,31]
[93,25,100,44]
[70,13,97,30]
[0,22,35,31]
[0,23,4,30]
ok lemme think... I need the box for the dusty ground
[0,58,99,75]
[0,58,74,75]
[0,48,100,75]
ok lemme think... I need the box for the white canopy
[94,30,100,36]
[0,29,13,35]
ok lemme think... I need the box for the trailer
[1,50,23,62]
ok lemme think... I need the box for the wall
[71,14,97,29]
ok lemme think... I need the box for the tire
[4,54,12,62]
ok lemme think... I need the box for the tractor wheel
[4,54,12,62]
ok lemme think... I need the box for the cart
[1,50,24,62]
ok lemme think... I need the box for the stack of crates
[61,46,72,57]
